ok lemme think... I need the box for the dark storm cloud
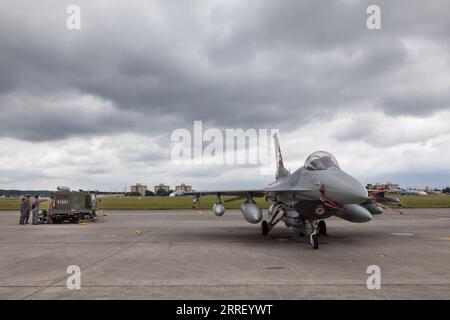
[0,91,164,141]
[380,91,450,116]
[0,0,449,142]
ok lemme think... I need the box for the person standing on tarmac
[32,195,44,225]
[24,195,32,224]
[19,198,28,225]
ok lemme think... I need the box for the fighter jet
[169,190,185,197]
[190,134,386,249]
[388,188,427,196]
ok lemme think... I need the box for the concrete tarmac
[0,209,449,300]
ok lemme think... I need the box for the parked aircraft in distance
[388,188,427,196]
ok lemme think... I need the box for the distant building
[175,183,192,192]
[131,183,147,196]
[366,182,400,190]
[154,183,170,193]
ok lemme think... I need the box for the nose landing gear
[318,220,327,236]
[306,220,320,249]
[311,233,319,249]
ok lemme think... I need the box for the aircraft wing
[186,190,266,197]
[264,185,311,193]
[186,186,311,197]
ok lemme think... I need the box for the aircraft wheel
[311,234,319,249]
[318,220,327,236]
[261,220,269,236]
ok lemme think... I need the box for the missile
[361,199,383,215]
[334,204,372,223]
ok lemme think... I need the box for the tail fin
[273,133,290,180]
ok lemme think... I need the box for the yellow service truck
[47,187,98,224]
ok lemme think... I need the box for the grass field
[396,195,450,208]
[0,196,270,211]
[1,194,450,211]
[98,196,271,210]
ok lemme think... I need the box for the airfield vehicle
[47,187,98,224]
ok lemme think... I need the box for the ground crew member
[19,198,28,225]
[24,195,32,224]
[32,195,44,225]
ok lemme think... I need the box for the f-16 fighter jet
[190,134,386,249]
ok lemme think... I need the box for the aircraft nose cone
[344,183,369,204]
[324,170,368,204]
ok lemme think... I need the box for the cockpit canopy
[305,151,340,170]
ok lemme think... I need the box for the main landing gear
[260,206,328,250]
[261,220,269,236]
[260,204,286,237]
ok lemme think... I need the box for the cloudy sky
[1,0,450,191]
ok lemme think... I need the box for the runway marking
[197,210,203,214]
[102,234,117,238]
[390,233,415,236]
[439,237,450,241]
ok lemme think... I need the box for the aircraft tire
[312,234,319,249]
[261,220,269,236]
[318,220,327,236]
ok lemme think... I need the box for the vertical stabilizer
[273,133,290,180]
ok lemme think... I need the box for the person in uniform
[32,195,44,225]
[24,195,32,224]
[19,198,28,225]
